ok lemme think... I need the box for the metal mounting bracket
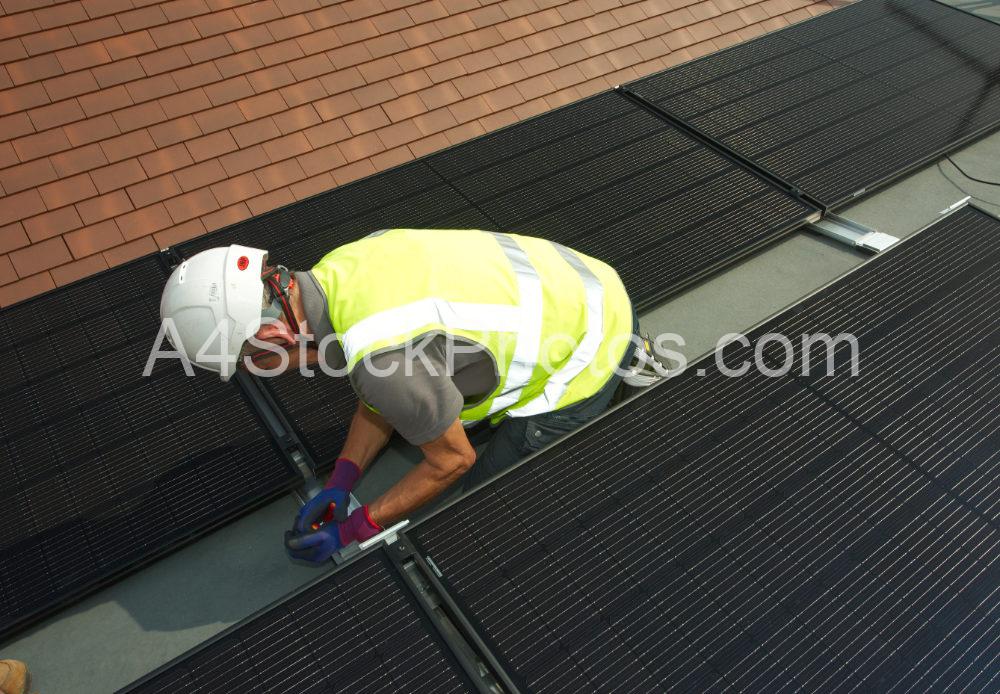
[332,519,411,565]
[807,213,899,253]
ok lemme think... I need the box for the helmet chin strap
[262,264,300,335]
[244,265,301,368]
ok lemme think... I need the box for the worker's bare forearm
[337,402,394,471]
[368,420,475,527]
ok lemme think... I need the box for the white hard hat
[160,245,269,381]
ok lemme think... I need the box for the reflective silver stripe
[507,244,604,417]
[487,233,543,415]
[341,299,522,366]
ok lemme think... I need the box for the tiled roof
[0,0,841,306]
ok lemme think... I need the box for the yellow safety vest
[311,229,634,423]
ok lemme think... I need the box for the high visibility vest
[310,229,634,423]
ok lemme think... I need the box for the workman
[159,229,657,564]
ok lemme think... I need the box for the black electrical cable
[946,155,1000,186]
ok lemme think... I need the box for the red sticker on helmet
[237,255,249,270]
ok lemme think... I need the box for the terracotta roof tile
[183,35,232,63]
[218,142,268,175]
[140,45,192,75]
[370,143,412,171]
[139,142,194,177]
[83,0,134,19]
[297,142,345,176]
[1,39,30,63]
[50,142,108,177]
[72,16,124,44]
[236,1,283,27]
[113,100,167,132]
[271,103,320,133]
[0,82,50,115]
[50,251,108,285]
[185,128,238,161]
[0,222,30,255]
[152,216,205,248]
[0,271,54,307]
[64,218,123,257]
[13,127,72,160]
[10,235,72,274]
[245,185,292,215]
[0,13,42,40]
[91,158,147,193]
[118,6,170,33]
[29,99,85,130]
[76,188,132,224]
[230,115,279,146]
[279,76,326,106]
[22,205,83,242]
[92,57,144,88]
[8,54,63,85]
[238,89,286,119]
[0,142,16,169]
[210,170,263,206]
[173,62,224,90]
[163,0,212,22]
[148,114,202,146]
[63,113,120,146]
[78,84,131,117]
[101,128,156,162]
[36,3,90,30]
[249,63,296,91]
[102,233,156,266]
[176,158,228,191]
[267,14,314,40]
[116,201,172,239]
[215,49,264,77]
[43,71,100,101]
[0,0,838,302]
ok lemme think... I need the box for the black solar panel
[427,91,818,310]
[122,549,474,693]
[629,0,1000,208]
[0,256,299,641]
[409,205,1000,691]
[752,206,1000,526]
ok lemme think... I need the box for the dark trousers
[463,312,638,490]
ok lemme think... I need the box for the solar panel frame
[405,202,1000,692]
[626,0,1000,210]
[120,546,478,694]
[0,254,301,642]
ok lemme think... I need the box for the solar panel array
[753,205,1000,525]
[409,205,1000,692]
[122,550,473,693]
[425,92,816,310]
[0,256,299,640]
[9,0,1000,655]
[629,0,1000,207]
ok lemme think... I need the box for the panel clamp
[332,519,411,565]
[807,213,899,253]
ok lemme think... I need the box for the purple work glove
[286,505,382,565]
[291,458,360,534]
[286,458,383,564]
